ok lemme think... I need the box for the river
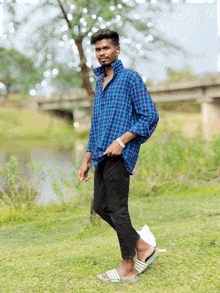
[0,143,87,205]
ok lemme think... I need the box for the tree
[2,0,183,97]
[0,47,42,98]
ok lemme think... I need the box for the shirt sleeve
[128,73,159,144]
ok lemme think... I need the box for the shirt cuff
[129,127,149,144]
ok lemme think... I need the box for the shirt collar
[93,60,124,77]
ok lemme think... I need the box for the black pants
[93,156,140,259]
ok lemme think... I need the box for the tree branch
[57,0,94,98]
[57,0,73,32]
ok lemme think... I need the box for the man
[77,29,159,283]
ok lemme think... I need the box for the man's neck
[104,65,114,77]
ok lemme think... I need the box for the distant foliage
[155,100,201,113]
[162,67,199,84]
[2,0,182,94]
[0,47,42,98]
[154,67,201,112]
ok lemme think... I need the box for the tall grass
[0,155,92,227]
[136,131,220,191]
[0,156,42,226]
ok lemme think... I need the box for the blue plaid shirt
[87,60,159,174]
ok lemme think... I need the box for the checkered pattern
[87,60,159,174]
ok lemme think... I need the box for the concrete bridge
[35,74,220,140]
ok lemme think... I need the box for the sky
[121,0,219,82]
[0,0,219,94]
[217,0,220,70]
[154,1,218,76]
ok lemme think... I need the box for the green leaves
[1,0,183,94]
[0,47,42,97]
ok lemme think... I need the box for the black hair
[91,29,119,47]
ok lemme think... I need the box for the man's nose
[99,49,105,55]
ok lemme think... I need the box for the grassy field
[0,181,220,292]
[0,106,220,292]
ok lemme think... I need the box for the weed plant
[0,156,44,226]
[0,155,92,227]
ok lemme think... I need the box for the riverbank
[0,181,219,292]
[0,106,201,152]
[0,107,87,151]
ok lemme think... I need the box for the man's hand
[78,161,91,182]
[103,132,137,157]
[78,152,92,182]
[103,140,123,157]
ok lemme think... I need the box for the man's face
[95,38,119,67]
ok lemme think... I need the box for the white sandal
[97,268,138,283]
[135,247,159,274]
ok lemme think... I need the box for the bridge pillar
[201,100,220,140]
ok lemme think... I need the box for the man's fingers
[78,170,85,181]
[78,169,90,182]
[81,176,90,182]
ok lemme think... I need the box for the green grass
[0,107,79,151]
[0,182,219,292]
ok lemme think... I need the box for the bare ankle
[136,237,153,252]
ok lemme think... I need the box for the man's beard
[99,57,116,67]
[102,62,112,68]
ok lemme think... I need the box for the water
[0,144,87,205]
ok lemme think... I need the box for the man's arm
[128,74,159,143]
[77,151,92,182]
[103,132,137,156]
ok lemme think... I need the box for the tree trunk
[75,38,94,96]
[5,84,11,99]
[75,38,95,116]
[57,0,94,97]
[57,0,96,219]
[75,38,96,220]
